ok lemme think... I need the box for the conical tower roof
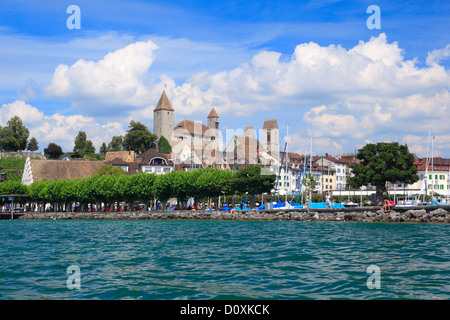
[207,107,219,118]
[154,90,174,111]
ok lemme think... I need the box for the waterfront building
[153,91,219,161]
[406,156,450,197]
[21,157,103,185]
[314,154,353,191]
[223,126,278,167]
[152,90,280,169]
[104,151,135,163]
[104,149,173,175]
[136,149,173,174]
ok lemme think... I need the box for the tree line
[0,165,276,212]
[0,115,171,159]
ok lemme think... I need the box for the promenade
[12,205,450,223]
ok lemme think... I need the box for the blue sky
[0,0,449,157]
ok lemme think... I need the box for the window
[440,175,445,180]
[150,158,167,165]
[215,122,219,129]
[330,179,332,183]
[267,132,271,144]
[435,175,438,180]
[440,185,444,190]
[429,175,432,180]
[154,167,161,173]
[164,167,171,172]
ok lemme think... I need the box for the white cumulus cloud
[0,100,125,152]
[46,40,160,113]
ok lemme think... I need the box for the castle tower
[207,108,219,138]
[244,126,256,139]
[153,90,174,145]
[262,119,279,163]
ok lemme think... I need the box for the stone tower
[207,108,219,138]
[153,90,174,145]
[262,119,279,163]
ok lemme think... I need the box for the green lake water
[0,220,448,299]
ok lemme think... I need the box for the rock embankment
[18,207,450,223]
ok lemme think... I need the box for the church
[152,91,279,168]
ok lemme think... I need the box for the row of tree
[0,165,276,211]
[0,115,170,156]
[44,120,172,158]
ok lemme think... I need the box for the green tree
[170,170,196,206]
[26,137,39,151]
[99,142,108,154]
[123,121,157,154]
[73,131,87,154]
[107,136,124,151]
[91,175,122,210]
[29,180,48,211]
[347,142,419,204]
[44,143,63,159]
[231,165,276,209]
[0,180,28,195]
[158,136,172,154]
[95,164,126,176]
[84,140,96,154]
[302,173,316,203]
[152,172,173,209]
[0,116,30,151]
[59,179,77,211]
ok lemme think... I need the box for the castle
[153,90,279,167]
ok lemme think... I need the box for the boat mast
[275,142,287,201]
[309,136,312,208]
[432,135,435,201]
[286,124,289,204]
[424,130,431,203]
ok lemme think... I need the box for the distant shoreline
[10,205,450,223]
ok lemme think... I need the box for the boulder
[430,208,447,217]
[407,209,426,218]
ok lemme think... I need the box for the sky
[0,0,449,158]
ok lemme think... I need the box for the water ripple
[0,220,448,299]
